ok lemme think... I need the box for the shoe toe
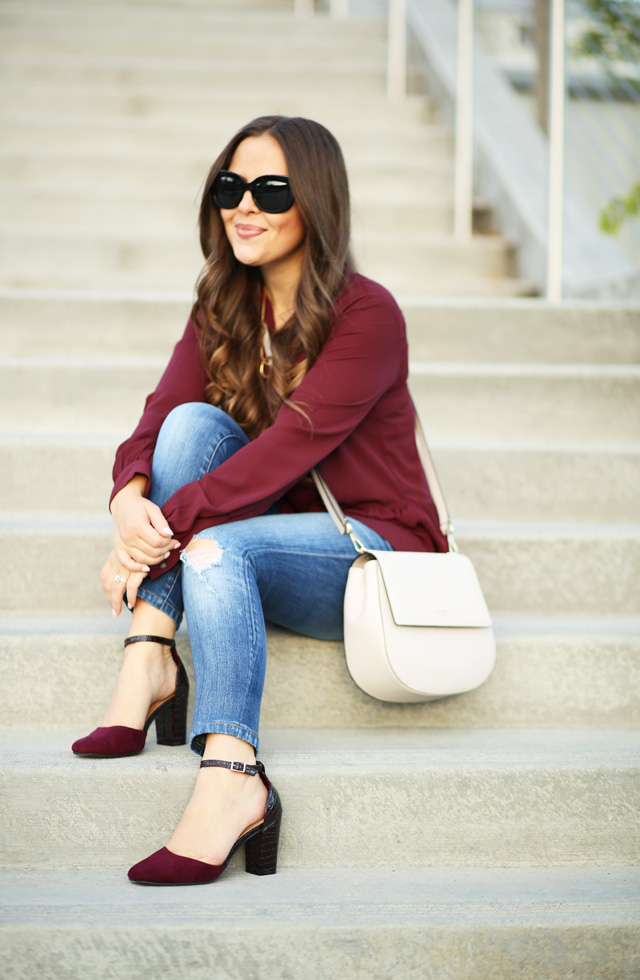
[71,726,146,757]
[128,847,224,885]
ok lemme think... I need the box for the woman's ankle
[100,639,178,728]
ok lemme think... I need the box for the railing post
[294,0,314,17]
[387,0,406,99]
[454,0,474,241]
[547,0,565,301]
[330,0,349,19]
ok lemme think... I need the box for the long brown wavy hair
[192,115,354,439]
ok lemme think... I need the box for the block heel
[151,653,189,747]
[244,796,282,876]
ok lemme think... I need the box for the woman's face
[219,133,306,280]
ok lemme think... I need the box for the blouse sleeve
[158,280,406,555]
[110,318,208,504]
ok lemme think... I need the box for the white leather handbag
[312,411,496,702]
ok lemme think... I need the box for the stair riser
[3,440,639,523]
[1,919,638,980]
[405,305,640,364]
[0,112,448,155]
[2,363,636,442]
[0,88,434,123]
[2,528,638,614]
[2,632,638,731]
[2,758,637,868]
[1,14,383,44]
[0,198,457,240]
[3,297,637,365]
[0,246,518,294]
[0,156,454,198]
[0,38,387,63]
[0,63,387,92]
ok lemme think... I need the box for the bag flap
[364,551,493,628]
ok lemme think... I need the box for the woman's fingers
[114,546,153,573]
[125,571,146,611]
[101,551,148,617]
[146,500,176,540]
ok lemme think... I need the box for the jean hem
[136,587,183,628]
[190,722,259,756]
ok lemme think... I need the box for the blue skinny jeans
[136,403,393,755]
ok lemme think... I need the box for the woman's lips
[235,224,265,239]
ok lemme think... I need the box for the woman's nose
[237,188,258,212]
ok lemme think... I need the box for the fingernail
[162,527,172,536]
[112,609,118,618]
[128,603,133,610]
[142,565,150,572]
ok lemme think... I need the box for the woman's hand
[101,550,147,616]
[110,475,181,570]
[105,475,181,615]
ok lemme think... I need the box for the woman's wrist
[110,474,147,513]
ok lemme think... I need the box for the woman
[72,115,446,886]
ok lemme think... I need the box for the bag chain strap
[311,400,458,555]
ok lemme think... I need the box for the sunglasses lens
[212,172,244,209]
[212,172,294,213]
[253,177,294,213]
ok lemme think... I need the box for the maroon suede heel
[71,635,189,758]
[127,760,282,885]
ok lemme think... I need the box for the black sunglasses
[211,171,295,214]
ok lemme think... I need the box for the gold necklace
[259,290,272,378]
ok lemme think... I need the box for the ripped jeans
[136,403,393,755]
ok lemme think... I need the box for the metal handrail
[547,0,566,301]
[296,1,640,298]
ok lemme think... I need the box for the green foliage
[600,181,640,234]
[572,0,640,63]
[572,2,640,234]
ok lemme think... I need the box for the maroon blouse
[111,272,447,577]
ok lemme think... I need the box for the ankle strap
[124,635,175,648]
[200,759,265,776]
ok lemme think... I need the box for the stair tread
[3,727,639,769]
[3,866,639,926]
[2,512,640,536]
[2,610,639,637]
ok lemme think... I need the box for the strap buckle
[230,760,247,773]
[344,520,367,555]
[446,521,459,553]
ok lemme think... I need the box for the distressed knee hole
[181,538,223,572]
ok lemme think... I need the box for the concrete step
[1,615,638,731]
[0,29,387,64]
[2,728,638,869]
[0,190,462,238]
[0,148,454,198]
[0,104,446,154]
[3,294,636,365]
[2,433,639,524]
[411,362,640,442]
[0,91,436,130]
[0,56,387,93]
[1,516,638,615]
[404,299,640,364]
[2,866,638,980]
[0,235,518,294]
[2,355,637,442]
[0,5,378,41]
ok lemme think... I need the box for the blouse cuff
[109,461,152,510]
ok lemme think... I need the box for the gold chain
[259,290,271,378]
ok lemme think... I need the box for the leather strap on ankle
[200,759,265,777]
[124,635,175,648]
